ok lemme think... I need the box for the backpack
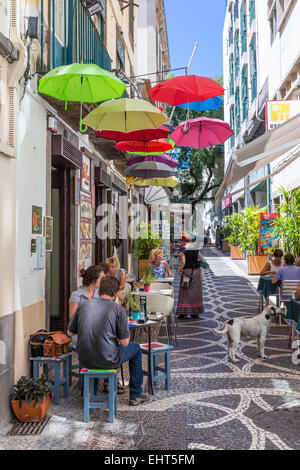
[30,330,70,357]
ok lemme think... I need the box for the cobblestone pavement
[1,248,300,450]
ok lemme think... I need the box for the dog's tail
[213,325,229,336]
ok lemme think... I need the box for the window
[241,66,248,121]
[229,55,234,96]
[235,88,241,135]
[249,38,257,102]
[55,0,65,45]
[240,1,247,54]
[249,0,255,26]
[269,7,277,43]
[234,0,239,21]
[116,33,125,71]
[234,31,239,79]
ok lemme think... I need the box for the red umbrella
[169,117,233,149]
[148,75,225,106]
[116,139,173,153]
[95,128,169,142]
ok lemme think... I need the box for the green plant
[238,205,266,256]
[11,375,52,408]
[224,212,243,246]
[141,263,157,285]
[274,187,300,258]
[128,295,140,313]
[136,222,162,259]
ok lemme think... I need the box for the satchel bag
[198,259,209,270]
[181,268,194,289]
[30,330,70,357]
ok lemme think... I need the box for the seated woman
[107,257,126,302]
[69,264,106,319]
[260,249,284,277]
[150,248,172,279]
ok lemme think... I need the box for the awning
[215,113,300,207]
[144,187,170,210]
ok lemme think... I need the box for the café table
[133,288,173,297]
[257,276,280,309]
[128,319,156,395]
[151,277,174,284]
[286,299,300,342]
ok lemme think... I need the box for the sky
[164,0,227,79]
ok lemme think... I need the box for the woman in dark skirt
[176,232,206,318]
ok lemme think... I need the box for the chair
[124,282,132,300]
[280,280,300,331]
[146,294,176,345]
[80,368,118,423]
[150,282,174,294]
[140,342,173,390]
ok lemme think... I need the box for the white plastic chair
[150,282,174,297]
[124,282,132,299]
[146,294,176,345]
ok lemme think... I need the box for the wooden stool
[31,353,71,405]
[140,342,173,391]
[80,368,118,423]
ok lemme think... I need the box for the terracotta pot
[230,245,244,260]
[11,395,51,423]
[247,255,267,275]
[144,284,150,293]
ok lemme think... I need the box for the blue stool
[31,353,71,405]
[80,368,118,423]
[140,342,173,390]
[68,351,82,389]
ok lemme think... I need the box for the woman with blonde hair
[107,257,126,301]
[150,248,172,279]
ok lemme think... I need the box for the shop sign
[80,193,93,260]
[81,155,91,193]
[266,100,300,132]
[259,212,280,256]
[222,197,232,210]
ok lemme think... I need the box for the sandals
[103,379,126,395]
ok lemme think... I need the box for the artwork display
[259,213,280,256]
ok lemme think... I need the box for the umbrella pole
[79,75,88,133]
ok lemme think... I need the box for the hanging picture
[32,206,43,234]
[81,155,91,193]
[259,213,280,256]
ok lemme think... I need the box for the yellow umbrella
[82,98,169,132]
[126,176,180,188]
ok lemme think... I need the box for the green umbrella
[38,63,126,132]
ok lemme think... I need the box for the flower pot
[222,240,230,252]
[11,395,51,423]
[132,311,141,320]
[230,245,244,260]
[247,255,267,275]
[144,284,150,293]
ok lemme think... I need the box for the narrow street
[1,249,300,451]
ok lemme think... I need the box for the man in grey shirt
[68,275,149,406]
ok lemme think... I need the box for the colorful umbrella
[159,122,175,133]
[95,128,169,141]
[148,75,225,106]
[126,176,180,188]
[82,98,169,132]
[128,153,178,168]
[116,139,173,153]
[125,161,177,178]
[169,117,234,149]
[179,96,223,112]
[38,63,126,132]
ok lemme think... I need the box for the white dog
[213,306,279,363]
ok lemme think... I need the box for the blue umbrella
[179,96,223,112]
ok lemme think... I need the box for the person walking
[176,232,206,318]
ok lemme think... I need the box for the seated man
[295,281,300,300]
[67,275,149,406]
[272,253,300,284]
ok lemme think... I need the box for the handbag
[181,268,194,289]
[198,259,209,270]
[30,330,70,357]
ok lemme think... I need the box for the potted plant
[141,264,157,292]
[136,222,162,278]
[128,294,141,320]
[274,187,300,259]
[238,205,267,274]
[224,213,244,259]
[11,375,52,423]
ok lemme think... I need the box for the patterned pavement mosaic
[1,248,300,450]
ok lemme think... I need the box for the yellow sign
[266,100,300,131]
[270,103,290,122]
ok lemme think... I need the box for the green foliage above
[274,187,300,258]
[223,212,243,246]
[137,222,162,259]
[11,375,52,408]
[238,205,266,256]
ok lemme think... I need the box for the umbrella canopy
[125,161,177,178]
[127,176,180,188]
[95,128,169,141]
[159,122,175,133]
[179,96,223,112]
[148,75,225,106]
[82,98,169,132]
[169,117,234,149]
[116,139,173,153]
[38,63,126,105]
[128,153,178,168]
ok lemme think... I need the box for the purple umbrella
[127,153,178,168]
[169,117,234,150]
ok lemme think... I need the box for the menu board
[259,213,280,256]
[80,193,92,260]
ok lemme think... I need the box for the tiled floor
[1,248,300,450]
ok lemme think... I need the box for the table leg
[148,326,154,395]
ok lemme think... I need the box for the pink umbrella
[169,117,234,150]
[128,153,178,168]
